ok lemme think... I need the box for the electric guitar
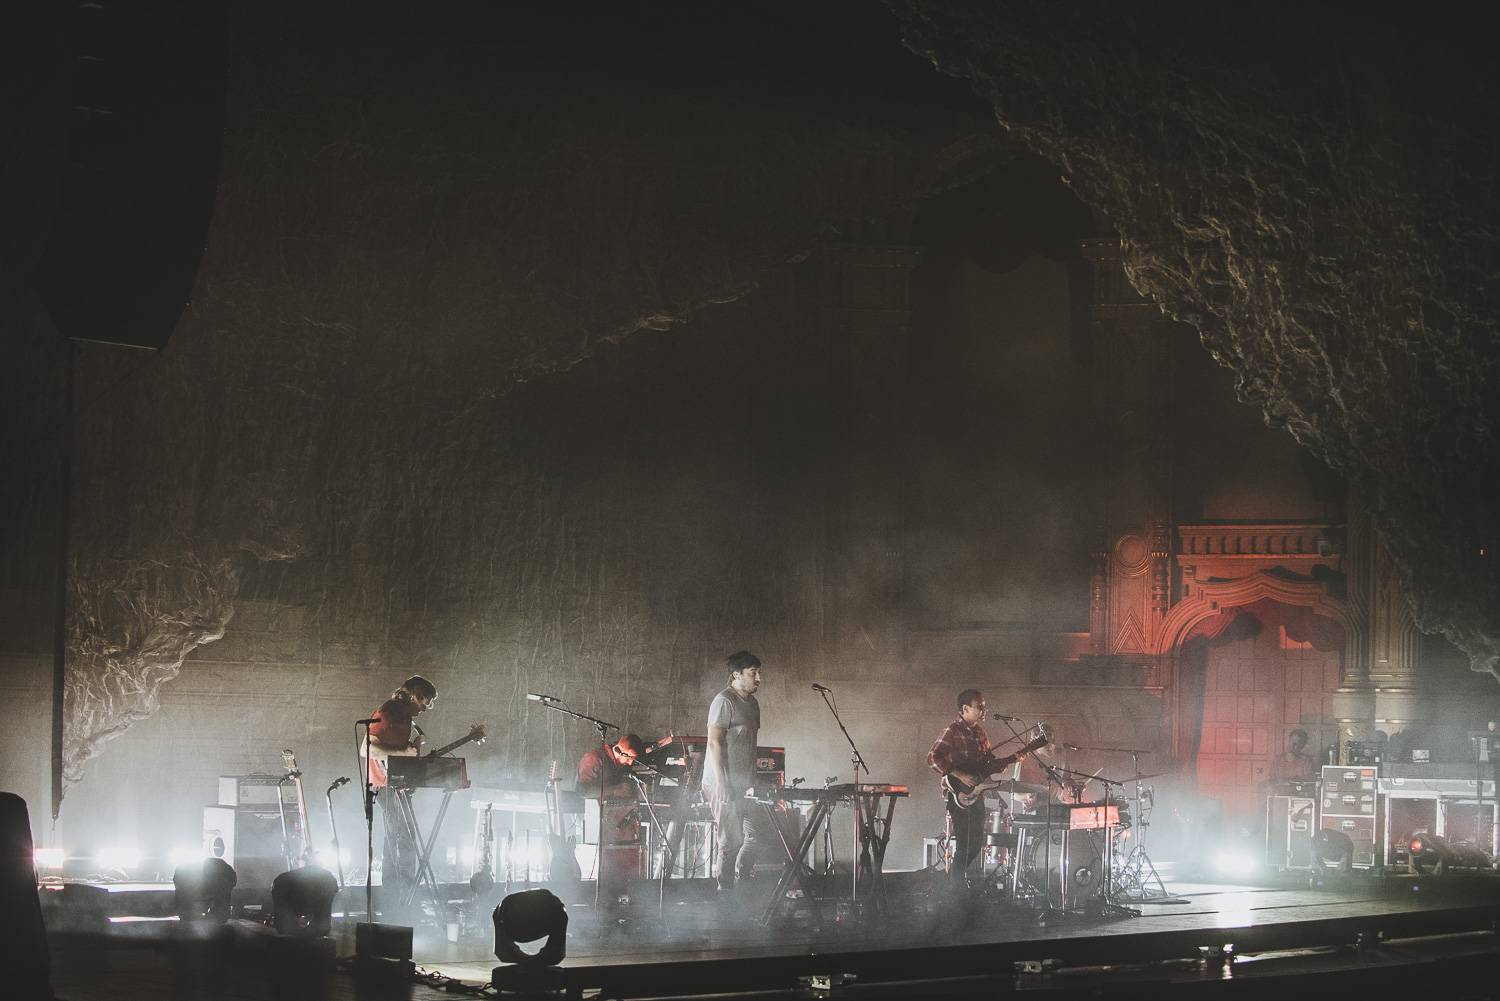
[544,761,582,882]
[280,748,315,867]
[421,722,487,759]
[941,725,1053,809]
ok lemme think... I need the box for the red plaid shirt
[928,717,992,788]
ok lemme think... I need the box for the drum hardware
[1108,750,1174,902]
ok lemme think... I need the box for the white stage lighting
[168,845,201,870]
[97,844,141,872]
[34,847,65,870]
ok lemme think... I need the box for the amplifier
[755,745,785,790]
[218,774,296,808]
[203,805,296,887]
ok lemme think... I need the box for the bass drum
[1020,827,1105,910]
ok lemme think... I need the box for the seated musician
[577,734,646,798]
[361,674,437,906]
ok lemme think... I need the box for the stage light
[1312,828,1354,872]
[34,847,65,871]
[272,865,339,937]
[173,857,237,924]
[97,844,141,873]
[493,888,567,970]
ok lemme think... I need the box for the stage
[37,867,1500,1000]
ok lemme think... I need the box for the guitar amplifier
[203,805,295,887]
[217,774,296,808]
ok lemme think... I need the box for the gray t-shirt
[704,685,760,795]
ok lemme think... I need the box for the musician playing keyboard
[576,734,646,799]
[928,689,993,883]
[361,674,437,907]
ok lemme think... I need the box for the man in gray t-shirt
[705,650,774,893]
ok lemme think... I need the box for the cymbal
[988,780,1050,797]
[1127,772,1165,782]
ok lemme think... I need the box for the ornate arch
[1154,570,1348,657]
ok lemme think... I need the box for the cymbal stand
[1112,750,1172,901]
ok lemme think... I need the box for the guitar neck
[427,733,475,758]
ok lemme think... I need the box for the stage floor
[419,877,1494,977]
[42,871,1500,1000]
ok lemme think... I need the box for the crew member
[704,650,773,895]
[1269,729,1319,783]
[361,675,437,907]
[928,689,992,883]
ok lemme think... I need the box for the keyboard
[468,786,583,815]
[387,756,469,791]
[759,783,909,802]
[1012,802,1121,830]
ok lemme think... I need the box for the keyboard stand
[391,786,457,917]
[759,796,836,927]
[757,787,906,926]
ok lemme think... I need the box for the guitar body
[942,729,1052,809]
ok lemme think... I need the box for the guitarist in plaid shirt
[928,688,993,882]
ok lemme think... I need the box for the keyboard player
[361,675,437,907]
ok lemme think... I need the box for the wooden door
[1195,623,1339,818]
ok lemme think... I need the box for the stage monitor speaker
[203,805,294,887]
[34,1,228,350]
[0,793,53,1001]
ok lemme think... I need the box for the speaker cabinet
[203,805,295,887]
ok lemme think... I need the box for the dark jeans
[945,796,986,880]
[716,797,776,890]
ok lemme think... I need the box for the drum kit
[964,748,1171,914]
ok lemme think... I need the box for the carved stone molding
[1154,569,1348,658]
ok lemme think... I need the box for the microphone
[527,692,560,703]
[357,717,381,725]
[327,777,349,793]
[991,713,1023,722]
[811,683,832,693]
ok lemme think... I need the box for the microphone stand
[815,687,872,904]
[627,765,676,919]
[326,778,349,887]
[529,699,617,910]
[356,721,376,920]
[995,717,1070,918]
[1085,773,1139,918]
